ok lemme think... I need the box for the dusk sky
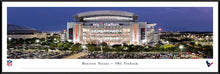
[7,7,213,32]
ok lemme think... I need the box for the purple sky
[7,7,213,32]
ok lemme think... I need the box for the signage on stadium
[93,22,120,26]
[90,30,123,32]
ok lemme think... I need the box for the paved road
[63,50,88,59]
[63,52,88,59]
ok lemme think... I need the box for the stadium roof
[74,10,138,22]
[7,24,41,34]
[76,10,136,17]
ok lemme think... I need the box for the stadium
[65,10,159,45]
[7,24,46,39]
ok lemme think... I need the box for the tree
[95,46,101,51]
[50,43,57,50]
[50,47,56,50]
[154,44,161,48]
[25,38,32,44]
[143,46,150,52]
[127,44,135,52]
[103,46,112,53]
[63,43,71,53]
[70,45,79,53]
[122,43,128,47]
[41,42,47,45]
[113,46,124,53]
[37,46,43,50]
[57,43,64,51]
[134,45,144,52]
[58,43,64,47]
[44,47,49,52]
[203,45,213,57]
[63,43,71,48]
[87,44,95,52]
[154,44,162,51]
[18,38,24,44]
[7,42,14,49]
[101,42,108,47]
[75,43,81,47]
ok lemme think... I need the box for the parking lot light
[36,40,40,43]
[82,45,87,49]
[8,37,12,40]
[179,45,184,54]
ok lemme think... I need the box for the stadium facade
[65,10,159,45]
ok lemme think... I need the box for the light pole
[82,45,86,49]
[195,41,198,45]
[179,45,184,54]
[54,38,58,43]
[82,45,87,53]
[8,37,12,43]
[158,28,162,35]
[166,41,169,44]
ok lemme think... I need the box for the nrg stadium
[64,10,159,45]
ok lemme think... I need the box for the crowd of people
[78,52,202,59]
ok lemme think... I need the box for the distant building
[7,24,46,39]
[150,31,160,43]
[163,31,180,35]
[66,10,159,45]
[60,31,67,42]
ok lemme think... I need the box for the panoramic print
[7,7,213,59]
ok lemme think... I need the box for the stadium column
[73,23,82,44]
[131,23,140,45]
